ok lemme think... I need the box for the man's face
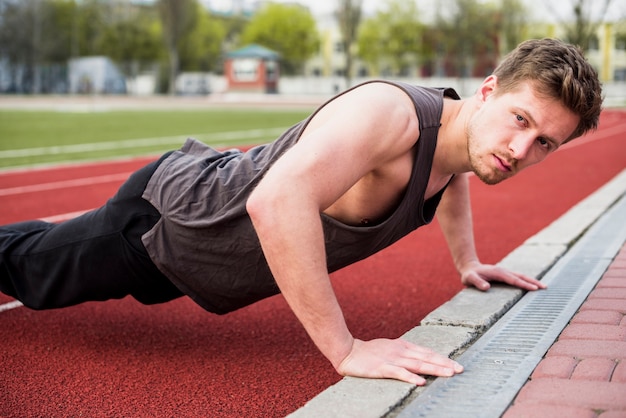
[466,79,580,185]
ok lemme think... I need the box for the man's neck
[433,98,474,176]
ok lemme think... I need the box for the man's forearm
[436,173,479,272]
[247,190,354,370]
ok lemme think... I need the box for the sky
[205,0,626,23]
[294,0,625,22]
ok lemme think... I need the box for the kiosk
[225,44,280,93]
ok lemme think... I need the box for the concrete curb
[288,169,626,418]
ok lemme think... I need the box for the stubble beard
[466,121,505,186]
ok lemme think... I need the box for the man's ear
[476,75,498,103]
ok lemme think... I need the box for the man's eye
[537,137,551,149]
[515,114,526,124]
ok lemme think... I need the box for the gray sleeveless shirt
[142,81,460,314]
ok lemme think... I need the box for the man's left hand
[460,261,547,291]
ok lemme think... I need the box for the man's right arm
[246,82,464,384]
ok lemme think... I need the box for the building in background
[68,57,126,95]
[224,44,280,93]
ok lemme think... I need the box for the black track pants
[0,153,183,310]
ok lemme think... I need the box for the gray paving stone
[526,206,606,246]
[401,324,478,357]
[420,286,522,331]
[498,243,568,278]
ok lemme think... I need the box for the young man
[0,39,603,385]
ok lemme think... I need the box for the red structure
[225,44,280,93]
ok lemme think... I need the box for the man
[0,39,603,385]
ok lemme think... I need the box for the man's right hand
[336,338,464,385]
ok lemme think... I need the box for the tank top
[142,81,460,314]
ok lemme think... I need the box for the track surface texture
[1,110,625,417]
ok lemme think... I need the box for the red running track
[1,110,625,417]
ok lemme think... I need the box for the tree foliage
[434,0,503,77]
[0,0,78,92]
[498,0,528,54]
[1,0,621,94]
[357,0,422,76]
[240,3,319,75]
[99,7,163,68]
[178,6,225,73]
[0,0,40,64]
[546,0,614,51]
[38,0,75,63]
[157,0,197,94]
[357,0,529,78]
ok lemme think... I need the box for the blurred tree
[99,6,163,77]
[357,0,422,77]
[178,6,226,73]
[0,1,32,91]
[76,0,106,56]
[0,0,74,92]
[436,0,501,77]
[216,12,247,52]
[0,0,37,68]
[335,0,362,87]
[240,3,319,75]
[546,0,614,51]
[498,0,528,54]
[43,0,77,62]
[158,0,197,94]
[357,16,383,75]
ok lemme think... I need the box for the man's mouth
[494,155,512,172]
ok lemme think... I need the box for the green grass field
[0,108,311,169]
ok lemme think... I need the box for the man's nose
[509,135,533,160]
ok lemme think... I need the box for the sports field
[0,108,311,169]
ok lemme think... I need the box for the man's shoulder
[351,80,458,100]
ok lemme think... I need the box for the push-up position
[0,39,603,385]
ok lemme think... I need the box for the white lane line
[0,300,23,312]
[0,172,131,196]
[0,127,286,159]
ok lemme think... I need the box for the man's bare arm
[437,173,546,291]
[247,83,463,384]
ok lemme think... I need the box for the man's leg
[0,154,183,310]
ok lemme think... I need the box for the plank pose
[0,39,603,385]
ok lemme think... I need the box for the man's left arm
[436,173,546,291]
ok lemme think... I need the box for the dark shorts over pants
[0,153,183,310]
